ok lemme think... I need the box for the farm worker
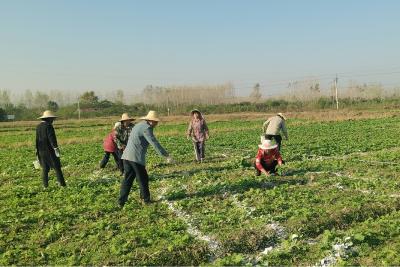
[254,139,284,177]
[186,109,209,163]
[35,110,66,188]
[262,112,288,151]
[118,111,174,207]
[99,122,123,174]
[114,113,135,172]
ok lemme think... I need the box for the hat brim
[38,115,57,119]
[277,114,287,120]
[140,116,160,122]
[119,118,135,122]
[258,144,278,150]
[191,109,200,114]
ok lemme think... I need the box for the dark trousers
[193,141,205,161]
[116,149,124,173]
[41,162,66,187]
[119,160,150,206]
[265,134,282,151]
[100,151,123,172]
[254,160,278,176]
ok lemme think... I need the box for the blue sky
[1,0,399,96]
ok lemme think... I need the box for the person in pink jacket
[100,123,123,173]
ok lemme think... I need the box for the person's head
[43,117,55,124]
[140,110,160,127]
[146,120,159,127]
[122,120,132,127]
[38,110,57,123]
[277,113,287,121]
[191,109,201,120]
[258,140,278,152]
[119,113,135,127]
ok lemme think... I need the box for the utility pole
[77,99,81,120]
[334,75,339,110]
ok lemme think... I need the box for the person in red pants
[254,140,284,177]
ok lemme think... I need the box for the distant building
[6,115,15,120]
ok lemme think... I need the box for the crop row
[1,116,399,265]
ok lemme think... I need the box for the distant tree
[0,107,6,121]
[49,90,66,107]
[79,91,99,106]
[114,89,124,104]
[249,83,262,102]
[98,100,113,108]
[47,100,59,112]
[23,90,33,108]
[33,91,50,108]
[0,89,11,108]
[309,83,320,93]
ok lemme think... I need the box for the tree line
[1,81,399,121]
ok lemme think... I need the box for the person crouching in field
[254,140,284,177]
[119,111,174,207]
[35,110,66,188]
[262,113,288,151]
[186,109,209,163]
[99,122,123,174]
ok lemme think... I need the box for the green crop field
[1,114,400,265]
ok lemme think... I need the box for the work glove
[33,159,41,170]
[54,147,60,158]
[166,156,175,164]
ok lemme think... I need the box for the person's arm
[47,125,58,149]
[47,124,60,157]
[143,127,169,158]
[281,121,288,140]
[35,128,40,159]
[186,121,193,139]
[262,118,271,133]
[203,121,209,139]
[255,149,269,175]
[114,126,125,149]
[275,150,283,165]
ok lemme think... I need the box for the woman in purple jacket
[186,109,209,163]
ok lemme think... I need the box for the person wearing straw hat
[119,110,173,206]
[262,112,288,151]
[35,110,66,188]
[114,113,135,151]
[99,122,123,174]
[187,109,209,163]
[254,139,284,177]
[114,113,135,172]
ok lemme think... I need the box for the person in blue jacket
[118,111,173,207]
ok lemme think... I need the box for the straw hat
[140,110,160,122]
[38,110,57,119]
[119,113,135,122]
[258,140,278,150]
[277,113,287,120]
[191,109,201,115]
